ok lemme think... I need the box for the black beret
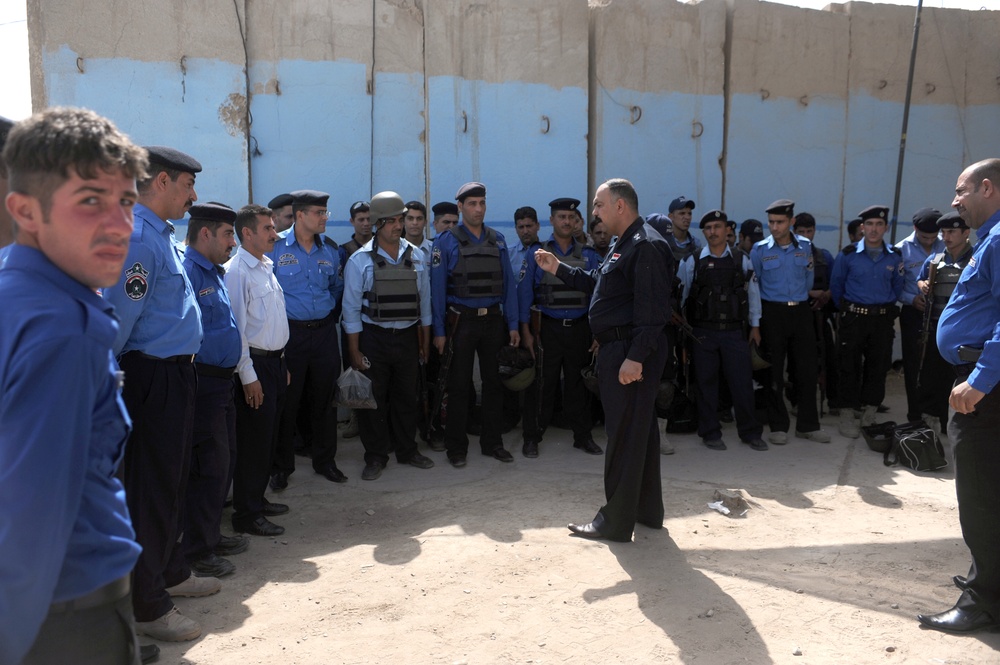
[0,115,13,152]
[740,219,764,240]
[432,201,459,216]
[937,211,968,230]
[549,197,581,212]
[267,193,293,209]
[699,209,728,228]
[765,199,795,216]
[859,204,889,221]
[187,201,236,224]
[290,190,329,207]
[456,182,486,202]
[794,212,816,228]
[143,145,202,174]
[668,196,695,213]
[911,207,942,233]
[349,200,370,216]
[726,219,737,230]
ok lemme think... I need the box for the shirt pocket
[199,289,226,330]
[248,280,274,321]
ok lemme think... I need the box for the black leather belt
[288,312,334,329]
[958,345,983,363]
[363,322,417,335]
[843,301,895,316]
[594,326,633,344]
[132,351,195,364]
[50,575,130,613]
[249,347,284,358]
[762,300,807,307]
[449,304,501,317]
[196,362,236,379]
[543,314,588,327]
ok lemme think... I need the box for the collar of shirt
[235,245,271,271]
[763,235,800,250]
[184,245,220,273]
[6,245,114,317]
[544,235,581,256]
[133,202,174,238]
[853,238,893,255]
[697,245,733,260]
[982,209,1000,238]
[358,236,413,262]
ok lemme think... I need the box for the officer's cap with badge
[668,196,695,213]
[859,204,889,222]
[143,145,202,175]
[188,202,236,225]
[912,207,942,233]
[765,199,795,217]
[456,182,486,202]
[740,219,765,242]
[291,190,330,207]
[699,209,728,228]
[937,210,968,230]
[267,193,293,210]
[432,201,458,216]
[549,197,580,213]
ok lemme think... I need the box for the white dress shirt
[224,246,290,385]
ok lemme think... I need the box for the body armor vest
[343,237,362,257]
[665,233,698,265]
[362,245,420,322]
[812,245,829,292]
[687,252,748,331]
[535,240,589,310]
[930,247,972,322]
[447,225,504,299]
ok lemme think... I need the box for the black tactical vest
[930,247,973,322]
[812,245,829,292]
[446,225,504,299]
[362,245,420,322]
[687,252,749,331]
[665,233,698,265]
[535,240,589,310]
[343,237,362,257]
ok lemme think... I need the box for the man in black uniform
[268,193,294,234]
[535,178,673,542]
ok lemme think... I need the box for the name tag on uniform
[199,286,215,297]
[609,253,621,264]
[317,259,333,267]
[277,253,297,267]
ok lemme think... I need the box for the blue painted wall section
[371,71,426,204]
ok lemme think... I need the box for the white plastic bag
[333,367,377,409]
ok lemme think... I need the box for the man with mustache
[0,106,147,665]
[104,145,217,643]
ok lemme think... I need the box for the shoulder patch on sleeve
[432,246,442,267]
[124,262,149,301]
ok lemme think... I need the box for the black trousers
[184,373,236,562]
[523,316,593,443]
[23,588,138,664]
[918,328,952,421]
[119,354,196,622]
[275,319,339,474]
[899,304,925,421]
[591,334,669,542]
[836,311,894,410]
[691,327,762,442]
[950,380,1000,620]
[233,354,287,528]
[358,324,421,466]
[445,312,506,457]
[759,302,820,432]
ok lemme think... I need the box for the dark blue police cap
[859,205,889,221]
[549,197,580,212]
[143,145,202,174]
[290,190,330,207]
[911,207,942,233]
[456,182,486,202]
[188,201,236,224]
[267,193,293,209]
[0,115,13,152]
[432,201,458,216]
[937,211,968,230]
[765,199,795,217]
[668,196,695,213]
[740,219,764,241]
[699,209,728,228]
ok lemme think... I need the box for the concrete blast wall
[27,0,1000,247]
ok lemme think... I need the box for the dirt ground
[158,373,999,664]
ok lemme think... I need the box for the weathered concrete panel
[246,0,374,68]
[591,0,726,216]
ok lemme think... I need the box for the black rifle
[916,261,938,389]
[430,310,461,430]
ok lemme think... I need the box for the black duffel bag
[883,421,947,471]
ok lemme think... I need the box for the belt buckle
[562,318,574,327]
[477,307,487,316]
[787,301,796,306]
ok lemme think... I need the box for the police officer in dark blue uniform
[750,199,829,445]
[915,211,973,432]
[518,197,603,458]
[679,210,767,451]
[430,182,520,467]
[536,179,673,542]
[918,158,1000,634]
[268,193,294,234]
[181,202,250,579]
[1,107,147,665]
[829,205,904,437]
[104,145,219,642]
[269,190,346,489]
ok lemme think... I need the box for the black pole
[890,0,924,245]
